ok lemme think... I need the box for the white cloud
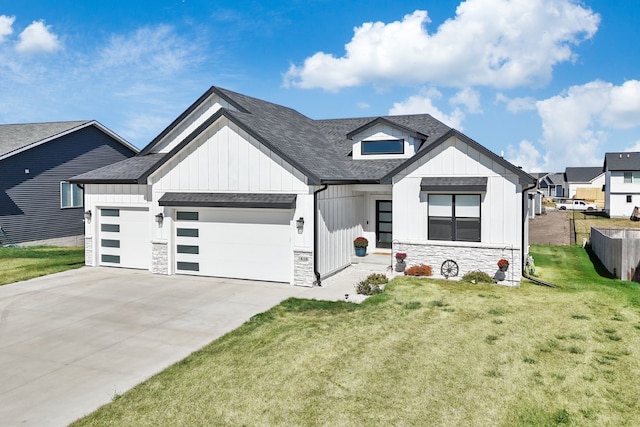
[624,140,640,152]
[389,88,465,129]
[506,139,543,173]
[15,20,60,53]
[0,15,14,43]
[356,101,370,109]
[98,25,198,74]
[450,87,482,113]
[284,1,599,91]
[534,79,640,171]
[496,93,536,113]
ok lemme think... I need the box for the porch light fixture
[155,212,164,225]
[296,217,304,232]
[83,210,92,221]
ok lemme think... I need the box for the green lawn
[72,245,640,427]
[571,210,640,244]
[0,246,85,286]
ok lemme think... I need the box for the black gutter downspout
[313,184,329,286]
[521,181,557,288]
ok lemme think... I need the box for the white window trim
[60,181,83,209]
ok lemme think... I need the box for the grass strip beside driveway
[73,245,640,426]
[0,246,84,286]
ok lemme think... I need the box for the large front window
[60,181,83,208]
[428,194,480,242]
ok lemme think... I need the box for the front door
[376,200,392,249]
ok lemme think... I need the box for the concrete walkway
[0,262,390,426]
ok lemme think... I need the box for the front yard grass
[0,246,84,286]
[72,245,640,426]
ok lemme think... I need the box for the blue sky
[1,0,639,172]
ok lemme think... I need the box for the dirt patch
[529,209,571,245]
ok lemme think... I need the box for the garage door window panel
[101,254,120,264]
[101,224,120,233]
[176,211,199,221]
[177,245,199,254]
[101,239,120,248]
[177,262,199,271]
[177,228,199,237]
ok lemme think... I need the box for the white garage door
[99,207,151,269]
[174,208,292,282]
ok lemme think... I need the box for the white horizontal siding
[393,136,521,247]
[150,117,308,193]
[152,94,237,154]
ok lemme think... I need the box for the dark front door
[376,200,392,248]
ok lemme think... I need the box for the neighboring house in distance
[603,152,640,217]
[0,121,138,246]
[537,172,566,198]
[71,86,536,286]
[564,166,605,207]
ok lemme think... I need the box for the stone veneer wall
[396,242,522,286]
[294,249,314,286]
[85,237,93,266]
[151,241,168,274]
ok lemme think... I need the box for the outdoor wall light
[83,210,92,221]
[296,217,304,232]
[155,212,164,225]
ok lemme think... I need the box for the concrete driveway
[0,267,321,426]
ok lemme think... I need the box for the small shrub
[365,273,388,285]
[568,346,584,354]
[405,264,433,276]
[523,357,536,364]
[355,280,382,296]
[553,409,571,424]
[462,270,494,284]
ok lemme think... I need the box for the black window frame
[361,139,404,155]
[428,194,481,242]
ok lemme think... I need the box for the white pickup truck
[555,199,597,211]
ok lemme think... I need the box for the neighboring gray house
[537,172,566,198]
[603,152,640,217]
[71,86,535,286]
[0,121,137,246]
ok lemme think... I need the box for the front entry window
[376,200,392,248]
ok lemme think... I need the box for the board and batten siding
[0,126,136,245]
[150,117,308,194]
[317,185,364,277]
[152,94,237,154]
[393,136,522,247]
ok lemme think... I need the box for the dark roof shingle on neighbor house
[604,152,640,171]
[0,121,91,158]
[564,166,603,183]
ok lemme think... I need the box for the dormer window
[361,139,404,155]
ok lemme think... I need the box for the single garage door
[174,208,293,282]
[99,207,151,269]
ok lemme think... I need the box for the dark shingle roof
[69,154,164,183]
[73,86,533,185]
[604,152,640,171]
[564,167,603,183]
[420,177,488,191]
[0,121,91,158]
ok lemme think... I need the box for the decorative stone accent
[294,249,314,287]
[151,241,169,274]
[85,237,93,266]
[394,242,522,286]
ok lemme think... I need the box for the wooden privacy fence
[590,227,640,282]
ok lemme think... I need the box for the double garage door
[174,208,293,283]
